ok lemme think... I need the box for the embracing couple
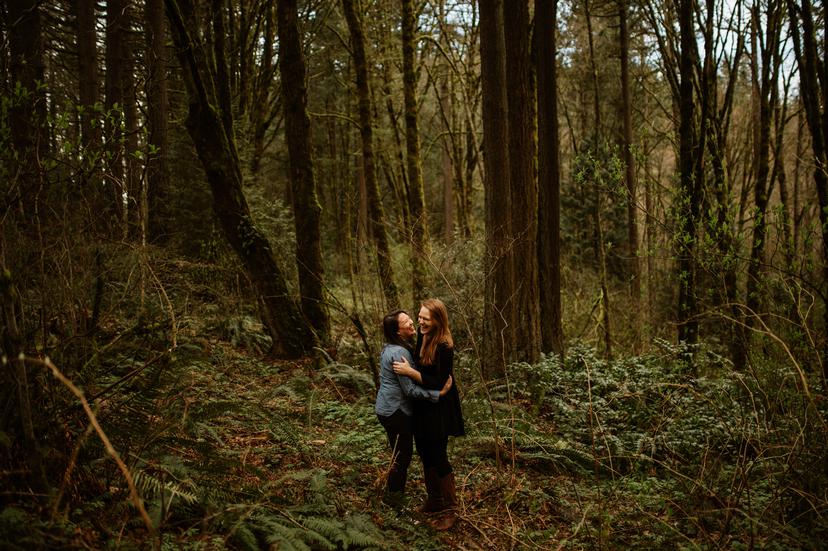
[375,298,465,531]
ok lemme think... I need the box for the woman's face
[417,306,435,335]
[397,313,416,339]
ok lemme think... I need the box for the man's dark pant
[377,409,414,493]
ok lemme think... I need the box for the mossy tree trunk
[401,0,430,300]
[165,0,316,358]
[342,0,400,310]
[277,0,330,344]
[676,0,701,356]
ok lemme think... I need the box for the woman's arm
[392,356,421,382]
[390,350,441,402]
[393,356,453,395]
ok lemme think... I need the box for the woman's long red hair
[419,298,453,365]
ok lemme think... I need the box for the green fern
[340,513,387,549]
[229,521,260,551]
[134,471,197,504]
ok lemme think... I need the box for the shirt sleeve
[395,349,440,402]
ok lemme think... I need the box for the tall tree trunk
[536,0,564,356]
[480,0,513,378]
[697,0,745,367]
[75,0,100,161]
[124,34,141,241]
[5,0,47,492]
[249,0,278,178]
[504,0,540,363]
[619,0,641,352]
[277,0,330,344]
[440,74,455,243]
[793,106,805,258]
[342,0,400,309]
[584,0,611,359]
[7,0,46,215]
[105,0,128,232]
[676,0,700,354]
[145,0,170,243]
[746,2,782,341]
[401,0,430,300]
[165,0,317,358]
[787,0,828,374]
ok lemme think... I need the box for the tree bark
[7,0,46,214]
[787,0,828,374]
[619,0,641,352]
[277,0,330,343]
[145,0,170,243]
[536,0,564,356]
[746,2,783,343]
[503,0,540,364]
[4,1,47,490]
[479,0,513,377]
[75,0,100,157]
[342,0,400,309]
[105,0,128,231]
[401,0,430,299]
[165,0,317,358]
[676,0,700,353]
[249,0,279,178]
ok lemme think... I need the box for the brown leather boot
[418,468,443,513]
[431,472,458,531]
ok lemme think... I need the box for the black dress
[412,334,465,440]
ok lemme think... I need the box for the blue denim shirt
[375,344,439,417]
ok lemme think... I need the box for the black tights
[415,433,452,478]
[377,410,414,493]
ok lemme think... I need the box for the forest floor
[3,257,826,549]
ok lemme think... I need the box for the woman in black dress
[393,298,464,530]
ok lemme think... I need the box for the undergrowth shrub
[493,340,828,548]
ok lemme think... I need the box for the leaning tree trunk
[401,0,430,300]
[342,0,400,310]
[165,0,316,358]
[277,0,330,344]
